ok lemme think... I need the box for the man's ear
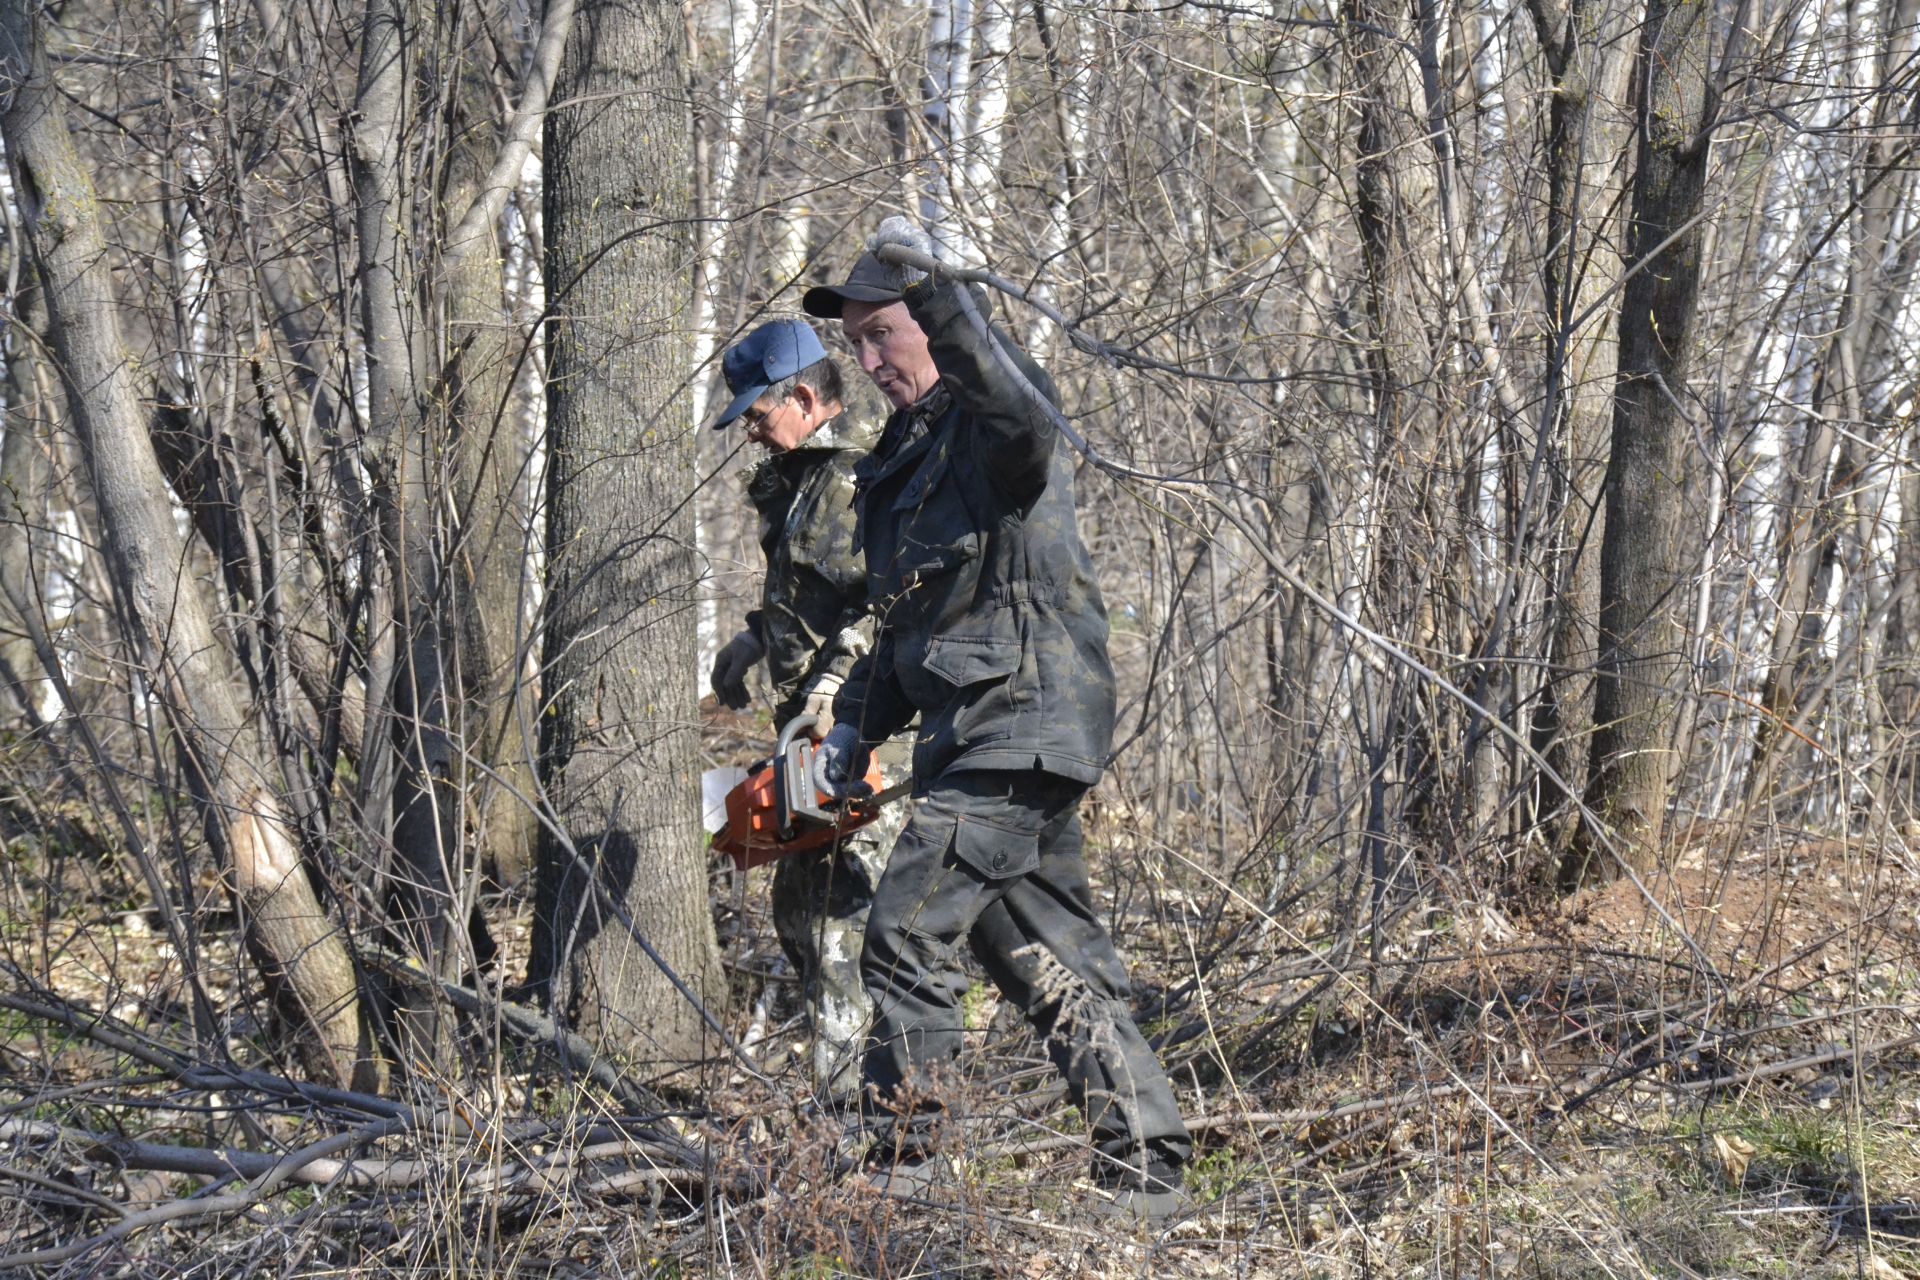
[791,381,819,419]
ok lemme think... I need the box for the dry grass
[1,800,1918,1278]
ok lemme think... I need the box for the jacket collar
[744,410,875,496]
[860,384,953,486]
[790,410,876,453]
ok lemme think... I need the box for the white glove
[802,671,843,733]
[866,216,935,291]
[812,721,872,801]
[709,628,763,710]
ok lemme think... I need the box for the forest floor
[1,712,1918,1277]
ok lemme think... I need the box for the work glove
[811,720,872,802]
[801,671,843,735]
[709,628,764,710]
[866,216,935,292]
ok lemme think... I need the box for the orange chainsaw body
[711,718,886,869]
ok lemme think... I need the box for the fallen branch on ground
[0,1112,740,1268]
[356,945,666,1116]
[981,1082,1550,1160]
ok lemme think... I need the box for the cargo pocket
[921,633,1021,687]
[950,811,1041,880]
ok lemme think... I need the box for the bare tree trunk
[530,0,724,1066]
[687,0,766,678]
[0,272,48,722]
[957,0,1013,258]
[1343,0,1450,868]
[1408,0,1530,844]
[1566,0,1715,885]
[0,0,381,1091]
[1027,0,1092,354]
[445,231,534,894]
[1884,429,1920,832]
[922,0,979,263]
[1756,0,1919,804]
[687,0,764,432]
[1749,407,1841,800]
[440,12,541,894]
[1853,0,1920,824]
[350,0,469,1064]
[1524,0,1630,861]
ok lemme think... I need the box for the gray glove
[811,720,872,801]
[801,671,843,734]
[866,216,935,292]
[709,628,764,710]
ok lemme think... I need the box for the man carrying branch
[802,218,1193,1222]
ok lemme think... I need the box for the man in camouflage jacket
[708,318,890,1096]
[727,414,873,727]
[803,223,1192,1221]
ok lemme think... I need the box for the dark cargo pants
[859,769,1192,1171]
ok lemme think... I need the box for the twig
[0,991,186,1074]
[870,251,1297,388]
[0,1162,129,1218]
[0,987,407,1120]
[0,1114,731,1207]
[1669,1033,1920,1094]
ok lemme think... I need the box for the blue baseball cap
[709,319,829,429]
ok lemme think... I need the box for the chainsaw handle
[776,714,832,834]
[775,712,822,756]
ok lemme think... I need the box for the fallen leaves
[1711,1132,1758,1186]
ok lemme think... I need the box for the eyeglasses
[739,396,790,431]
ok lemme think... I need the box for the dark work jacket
[744,413,875,725]
[834,277,1116,787]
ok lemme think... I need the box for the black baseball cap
[801,252,903,320]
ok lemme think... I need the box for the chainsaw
[706,714,907,869]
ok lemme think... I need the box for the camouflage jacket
[834,278,1116,785]
[744,412,875,725]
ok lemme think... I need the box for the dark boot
[1090,1151,1191,1225]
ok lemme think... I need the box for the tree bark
[530,0,723,1066]
[922,0,979,263]
[0,0,381,1091]
[1884,428,1920,831]
[1343,0,1452,862]
[0,273,49,721]
[957,0,1013,259]
[441,11,542,893]
[1567,0,1715,885]
[1524,0,1630,862]
[1026,0,1092,355]
[350,0,471,1064]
